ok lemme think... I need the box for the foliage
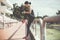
[56,10,60,15]
[11,3,24,19]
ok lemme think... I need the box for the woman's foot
[22,36,28,39]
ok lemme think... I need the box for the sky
[9,0,60,17]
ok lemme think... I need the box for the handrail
[30,18,42,40]
[42,16,60,40]
[8,21,26,40]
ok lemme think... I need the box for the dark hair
[24,1,31,4]
[24,1,29,4]
[29,2,31,4]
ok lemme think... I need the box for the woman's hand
[23,10,31,14]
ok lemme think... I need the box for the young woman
[22,1,35,40]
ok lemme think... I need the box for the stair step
[9,38,25,40]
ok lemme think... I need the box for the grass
[46,28,60,40]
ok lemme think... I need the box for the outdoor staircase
[0,15,27,40]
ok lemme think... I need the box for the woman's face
[25,4,30,7]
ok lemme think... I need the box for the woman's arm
[23,9,31,14]
[23,6,32,14]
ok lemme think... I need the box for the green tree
[43,15,48,19]
[56,10,60,15]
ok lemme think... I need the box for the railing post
[40,18,46,40]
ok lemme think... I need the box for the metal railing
[30,18,42,40]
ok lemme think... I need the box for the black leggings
[24,14,35,40]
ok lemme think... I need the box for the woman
[22,1,35,40]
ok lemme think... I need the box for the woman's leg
[26,14,35,40]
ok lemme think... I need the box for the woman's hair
[24,1,29,4]
[29,2,31,4]
[24,1,31,5]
